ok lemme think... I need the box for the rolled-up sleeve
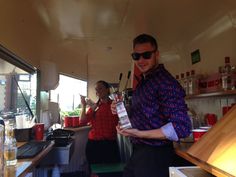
[161,122,179,141]
[160,84,192,139]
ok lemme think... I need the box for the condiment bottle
[4,123,17,166]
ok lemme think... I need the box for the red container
[34,123,44,141]
[64,117,72,127]
[205,113,217,126]
[222,106,231,116]
[72,117,80,127]
[192,129,207,142]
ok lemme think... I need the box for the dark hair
[95,80,111,106]
[133,34,158,50]
[96,80,110,89]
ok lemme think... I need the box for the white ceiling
[1,0,236,79]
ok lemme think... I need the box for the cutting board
[187,105,236,176]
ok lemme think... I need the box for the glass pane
[0,57,37,119]
[50,74,87,116]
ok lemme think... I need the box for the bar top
[5,140,55,177]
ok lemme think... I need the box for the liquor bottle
[4,123,17,166]
[0,117,5,177]
[221,57,233,90]
[188,70,199,95]
[109,92,132,129]
[184,72,190,95]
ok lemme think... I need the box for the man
[111,34,191,177]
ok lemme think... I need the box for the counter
[5,141,54,177]
[60,125,91,173]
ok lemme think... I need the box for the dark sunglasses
[131,50,156,61]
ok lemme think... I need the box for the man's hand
[116,125,141,138]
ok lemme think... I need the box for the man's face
[133,42,159,74]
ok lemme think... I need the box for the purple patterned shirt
[130,64,191,146]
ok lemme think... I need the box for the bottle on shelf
[184,71,190,95]
[188,70,200,95]
[4,122,17,166]
[221,56,234,90]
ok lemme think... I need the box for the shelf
[185,90,236,99]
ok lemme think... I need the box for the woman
[80,80,120,168]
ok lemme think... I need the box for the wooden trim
[174,143,234,177]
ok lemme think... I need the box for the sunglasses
[131,50,156,61]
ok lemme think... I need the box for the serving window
[0,45,38,120]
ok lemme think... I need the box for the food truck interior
[1,0,236,177]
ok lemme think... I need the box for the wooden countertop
[174,142,234,177]
[4,140,55,177]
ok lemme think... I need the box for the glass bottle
[221,57,233,90]
[188,70,199,95]
[184,72,190,95]
[109,92,132,129]
[4,123,17,166]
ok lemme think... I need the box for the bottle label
[116,102,132,129]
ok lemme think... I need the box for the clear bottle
[0,117,5,177]
[221,57,233,90]
[4,123,17,166]
[184,71,190,95]
[109,92,132,129]
[188,70,199,95]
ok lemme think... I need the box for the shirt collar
[142,64,164,80]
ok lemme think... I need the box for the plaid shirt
[86,100,119,140]
[130,64,191,146]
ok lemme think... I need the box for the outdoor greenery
[60,106,82,117]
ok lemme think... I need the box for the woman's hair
[96,80,110,89]
[95,80,111,107]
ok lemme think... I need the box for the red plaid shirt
[85,100,119,140]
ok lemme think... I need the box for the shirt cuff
[161,122,179,141]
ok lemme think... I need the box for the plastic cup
[192,129,207,142]
[34,123,44,141]
[206,114,217,126]
[72,117,80,127]
[199,126,211,131]
[15,115,23,129]
[64,117,72,127]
